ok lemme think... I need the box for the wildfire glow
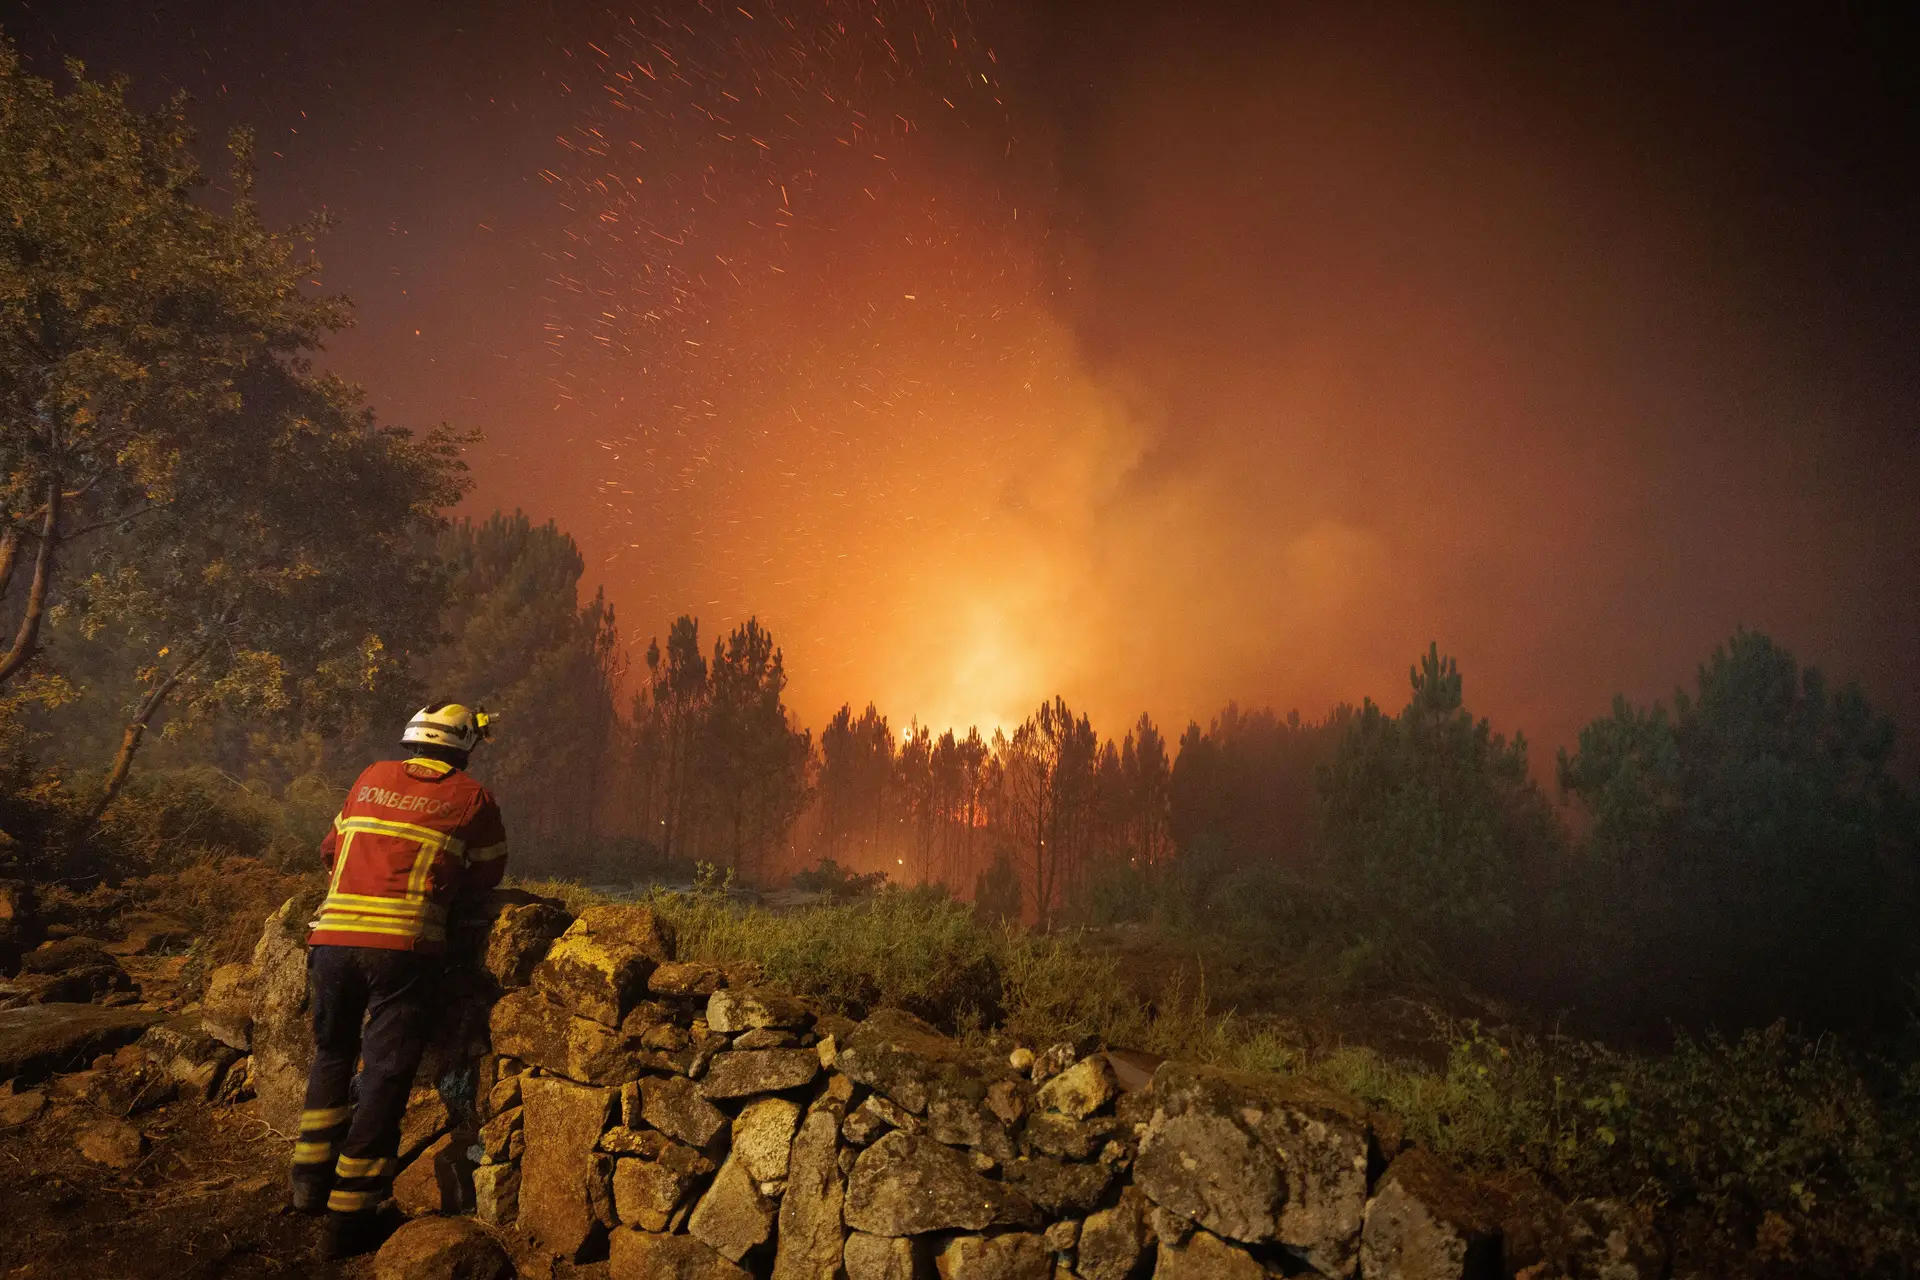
[269,0,1916,757]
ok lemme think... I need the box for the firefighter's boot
[317,1210,384,1261]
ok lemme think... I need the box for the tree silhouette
[1559,628,1918,1032]
[703,618,811,879]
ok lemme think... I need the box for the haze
[9,0,1914,756]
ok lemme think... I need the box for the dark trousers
[291,944,440,1216]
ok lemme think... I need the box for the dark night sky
[3,0,1915,761]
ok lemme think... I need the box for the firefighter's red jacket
[307,756,507,951]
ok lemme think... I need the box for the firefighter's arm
[457,791,509,893]
[320,817,342,874]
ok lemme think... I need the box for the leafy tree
[941,727,993,890]
[897,722,936,884]
[70,361,466,815]
[790,856,887,899]
[1558,629,1918,1033]
[623,614,811,879]
[997,697,1098,930]
[2,43,341,688]
[428,513,621,863]
[1317,644,1557,959]
[642,616,710,861]
[972,848,1022,925]
[1170,703,1344,883]
[1118,713,1175,870]
[814,702,897,867]
[702,618,811,879]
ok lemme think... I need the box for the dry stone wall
[243,894,1664,1280]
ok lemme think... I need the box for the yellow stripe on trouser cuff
[293,1140,337,1164]
[328,1188,381,1213]
[334,1155,396,1179]
[301,1106,351,1127]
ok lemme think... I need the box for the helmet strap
[405,741,471,769]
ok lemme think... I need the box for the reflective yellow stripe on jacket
[315,815,459,944]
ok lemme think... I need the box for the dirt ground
[1,950,358,1278]
[0,957,577,1280]
[0,1091,596,1280]
[0,1093,353,1280]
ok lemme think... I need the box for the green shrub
[649,887,1004,1030]
[84,766,342,875]
[1306,1020,1920,1273]
[266,772,349,868]
[509,875,1920,1273]
[1069,859,1155,927]
[996,928,1145,1047]
[972,851,1021,925]
[790,856,888,898]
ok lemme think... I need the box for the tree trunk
[0,524,20,602]
[0,480,61,688]
[1032,784,1051,931]
[89,644,209,822]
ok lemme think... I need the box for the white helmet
[402,701,493,753]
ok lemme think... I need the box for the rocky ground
[0,1083,327,1279]
[0,879,332,1277]
[0,1089,621,1280]
[0,879,585,1280]
[1,877,1668,1280]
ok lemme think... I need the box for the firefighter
[289,701,507,1259]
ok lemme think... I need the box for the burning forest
[1,2,1917,1278]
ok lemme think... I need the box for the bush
[1068,858,1157,928]
[0,758,338,882]
[508,834,700,887]
[504,876,614,917]
[1557,630,1920,1037]
[0,754,80,877]
[996,928,1144,1047]
[972,850,1021,925]
[650,887,1005,1030]
[790,857,888,899]
[85,765,346,875]
[1307,1021,1920,1274]
[1072,853,1441,997]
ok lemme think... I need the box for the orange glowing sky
[9,0,1917,761]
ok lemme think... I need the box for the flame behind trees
[803,694,1175,930]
